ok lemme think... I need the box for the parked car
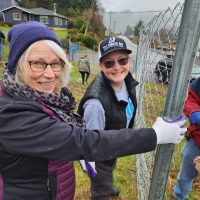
[154,54,200,84]
[156,45,175,51]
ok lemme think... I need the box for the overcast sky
[99,0,185,12]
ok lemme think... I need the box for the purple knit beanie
[7,21,62,74]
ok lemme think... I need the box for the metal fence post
[148,0,200,199]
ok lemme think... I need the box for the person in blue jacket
[0,21,186,200]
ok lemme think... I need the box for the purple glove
[79,160,97,177]
[189,112,200,126]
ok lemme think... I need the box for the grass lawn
[74,156,137,200]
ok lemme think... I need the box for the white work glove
[79,160,97,177]
[152,116,187,144]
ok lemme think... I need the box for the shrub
[74,17,86,33]
[68,28,79,36]
[0,21,13,27]
[74,33,98,50]
[67,19,75,29]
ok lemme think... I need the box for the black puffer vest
[78,71,138,130]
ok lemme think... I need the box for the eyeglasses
[27,60,65,72]
[102,57,129,69]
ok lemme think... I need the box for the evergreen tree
[124,25,133,36]
[134,20,144,38]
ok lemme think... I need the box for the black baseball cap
[98,36,132,62]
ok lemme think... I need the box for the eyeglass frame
[26,59,65,72]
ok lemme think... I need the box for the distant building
[0,0,20,20]
[0,5,69,28]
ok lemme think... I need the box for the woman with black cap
[0,22,186,200]
[77,36,182,200]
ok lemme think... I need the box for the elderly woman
[0,21,186,200]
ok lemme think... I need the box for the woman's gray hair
[15,40,71,87]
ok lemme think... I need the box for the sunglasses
[102,57,129,69]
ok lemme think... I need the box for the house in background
[0,0,20,20]
[0,5,69,29]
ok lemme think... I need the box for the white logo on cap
[102,37,124,51]
[109,37,115,44]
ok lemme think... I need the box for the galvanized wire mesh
[135,4,182,197]
[134,2,200,200]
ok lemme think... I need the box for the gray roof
[1,6,69,19]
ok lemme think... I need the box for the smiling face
[20,41,62,93]
[99,50,130,90]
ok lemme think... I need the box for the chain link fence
[134,3,183,199]
[134,1,200,200]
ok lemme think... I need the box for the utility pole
[108,11,112,36]
[92,4,95,37]
[53,2,56,14]
[113,20,116,34]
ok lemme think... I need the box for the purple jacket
[44,105,75,200]
[0,104,75,200]
[0,162,75,200]
[48,161,75,200]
